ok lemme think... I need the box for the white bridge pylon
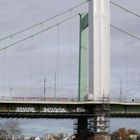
[88,0,110,100]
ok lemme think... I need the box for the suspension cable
[40,24,43,90]
[111,25,140,41]
[30,37,33,96]
[56,24,60,98]
[0,0,88,42]
[9,36,13,97]
[1,20,139,52]
[0,14,79,51]
[111,1,140,18]
[4,49,7,93]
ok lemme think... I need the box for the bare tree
[4,120,22,140]
[0,123,8,140]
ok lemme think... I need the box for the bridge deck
[0,96,139,104]
[0,97,139,118]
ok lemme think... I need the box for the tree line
[111,128,140,140]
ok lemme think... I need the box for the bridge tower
[88,0,110,100]
[88,0,111,139]
[76,0,110,139]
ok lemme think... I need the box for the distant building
[35,137,41,140]
[129,134,138,140]
[45,133,68,140]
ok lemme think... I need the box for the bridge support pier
[74,98,110,139]
[74,117,93,139]
[92,99,111,140]
[77,117,88,136]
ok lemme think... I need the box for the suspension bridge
[0,0,140,139]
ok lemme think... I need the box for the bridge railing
[0,96,139,103]
[110,98,140,103]
[0,96,78,102]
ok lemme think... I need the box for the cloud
[0,0,140,136]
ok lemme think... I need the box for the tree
[4,120,22,140]
[126,129,139,140]
[0,129,8,140]
[127,129,139,135]
[111,128,140,140]
[137,134,140,140]
[111,131,118,140]
[118,128,127,140]
[0,123,8,140]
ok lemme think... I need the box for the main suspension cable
[0,14,79,51]
[0,0,88,42]
[111,1,140,18]
[111,25,140,41]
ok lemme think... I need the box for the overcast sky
[0,0,139,99]
[0,0,140,137]
[110,0,140,99]
[0,0,88,98]
[0,0,140,99]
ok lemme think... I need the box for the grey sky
[111,0,140,98]
[0,0,86,98]
[0,0,140,136]
[0,0,139,99]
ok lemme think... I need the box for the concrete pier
[74,134,111,140]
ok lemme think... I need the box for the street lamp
[44,77,46,101]
[120,79,123,101]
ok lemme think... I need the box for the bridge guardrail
[0,96,78,102]
[0,96,140,103]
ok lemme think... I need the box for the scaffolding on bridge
[93,96,110,134]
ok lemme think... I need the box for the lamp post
[44,77,46,101]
